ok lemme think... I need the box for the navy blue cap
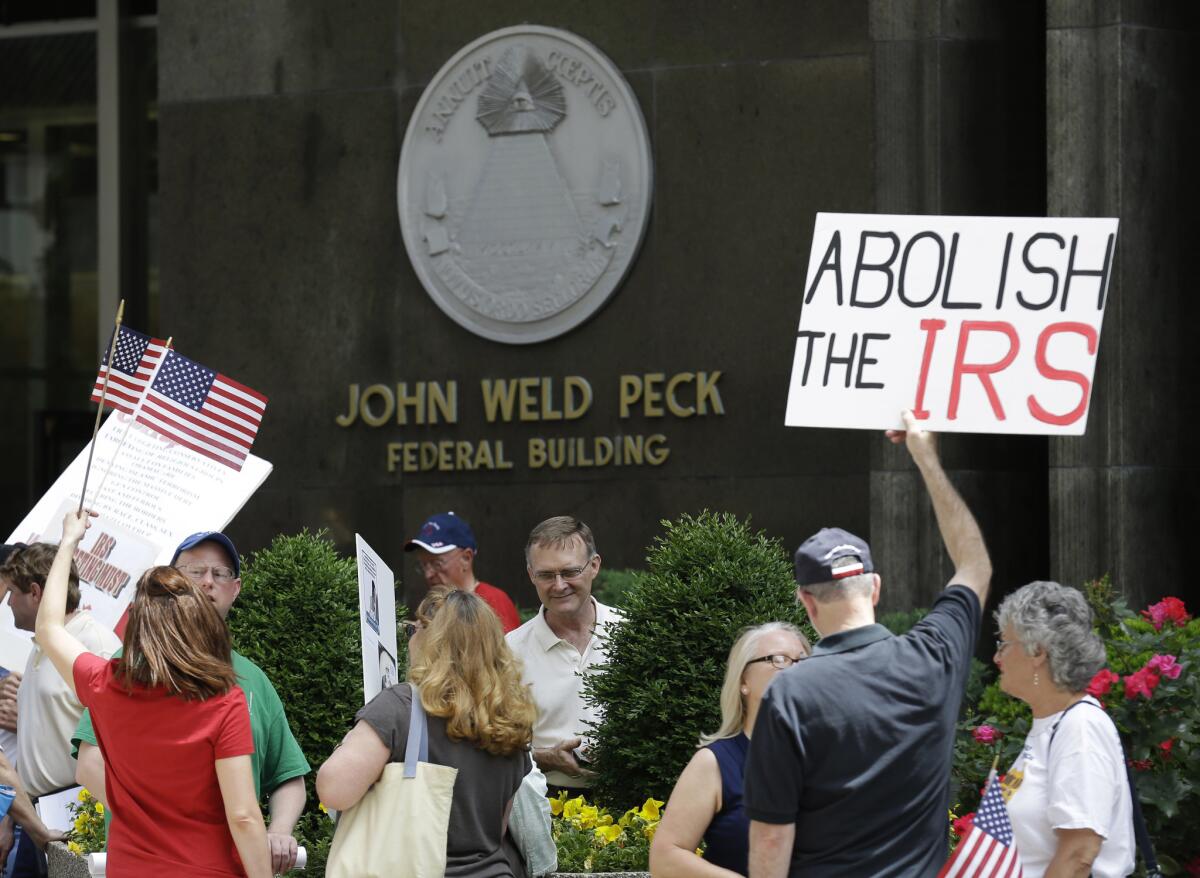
[794,527,874,586]
[404,512,477,554]
[171,532,241,577]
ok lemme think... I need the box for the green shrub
[592,568,641,609]
[584,511,814,809]
[229,530,408,876]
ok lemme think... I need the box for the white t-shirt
[17,611,121,796]
[505,599,621,789]
[1005,696,1134,878]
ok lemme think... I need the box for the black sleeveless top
[703,733,750,875]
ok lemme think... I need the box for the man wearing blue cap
[745,411,992,878]
[71,532,311,874]
[405,511,521,633]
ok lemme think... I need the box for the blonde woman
[34,510,270,878]
[318,586,537,877]
[650,623,810,877]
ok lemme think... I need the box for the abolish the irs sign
[785,214,1118,435]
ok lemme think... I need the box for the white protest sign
[2,412,271,669]
[356,534,398,704]
[785,213,1118,434]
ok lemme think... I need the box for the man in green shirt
[71,532,310,874]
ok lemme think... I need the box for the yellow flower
[562,796,585,821]
[638,798,664,822]
[95,803,104,816]
[77,789,90,803]
[318,802,328,814]
[67,841,83,856]
[618,807,638,828]
[596,813,613,827]
[577,804,600,829]
[594,824,623,845]
[73,815,87,832]
[642,820,659,841]
[548,791,566,817]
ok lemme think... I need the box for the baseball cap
[171,532,241,577]
[794,527,874,586]
[404,512,477,554]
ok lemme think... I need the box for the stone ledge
[46,842,91,878]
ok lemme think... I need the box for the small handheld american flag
[938,770,1023,878]
[135,349,267,471]
[90,325,168,414]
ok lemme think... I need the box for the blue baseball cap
[171,532,241,577]
[794,527,873,587]
[404,512,477,554]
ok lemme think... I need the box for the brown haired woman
[318,586,537,877]
[35,510,271,878]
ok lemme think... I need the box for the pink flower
[1123,667,1160,700]
[971,725,1001,745]
[1146,654,1183,680]
[1086,668,1121,697]
[952,812,975,838]
[1159,738,1175,760]
[1129,758,1153,772]
[1141,596,1191,631]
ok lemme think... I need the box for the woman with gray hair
[650,622,810,877]
[993,580,1134,878]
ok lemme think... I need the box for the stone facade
[157,1,1198,613]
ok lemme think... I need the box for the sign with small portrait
[356,534,399,703]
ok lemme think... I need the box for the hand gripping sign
[785,213,1118,435]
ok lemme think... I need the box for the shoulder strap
[1047,698,1162,877]
[403,682,428,778]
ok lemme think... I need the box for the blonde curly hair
[409,587,536,756]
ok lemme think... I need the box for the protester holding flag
[34,509,272,878]
[992,581,1134,878]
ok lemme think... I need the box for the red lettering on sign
[948,321,1020,420]
[1027,322,1098,426]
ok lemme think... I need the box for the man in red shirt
[405,512,521,632]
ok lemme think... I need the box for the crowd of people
[0,413,1137,877]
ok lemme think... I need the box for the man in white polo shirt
[506,516,621,793]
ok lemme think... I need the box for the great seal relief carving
[398,26,653,344]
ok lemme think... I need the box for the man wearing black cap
[745,411,991,878]
[405,511,521,633]
[71,531,311,874]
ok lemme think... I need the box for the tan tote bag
[327,683,458,878]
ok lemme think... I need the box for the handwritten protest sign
[356,534,399,704]
[2,412,271,669]
[785,214,1119,435]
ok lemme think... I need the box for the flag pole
[89,337,173,510]
[78,300,125,513]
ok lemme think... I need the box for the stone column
[1046,3,1200,607]
[868,0,1050,613]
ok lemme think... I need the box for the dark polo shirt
[744,585,981,877]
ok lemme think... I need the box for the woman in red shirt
[35,510,271,878]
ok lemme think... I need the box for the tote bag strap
[404,681,429,778]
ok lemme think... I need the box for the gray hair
[798,556,875,603]
[994,580,1106,692]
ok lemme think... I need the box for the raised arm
[887,410,992,604]
[34,510,96,692]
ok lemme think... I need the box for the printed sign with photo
[356,534,399,704]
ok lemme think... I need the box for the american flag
[134,349,268,471]
[91,326,168,414]
[938,771,1023,878]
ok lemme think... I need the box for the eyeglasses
[746,654,803,670]
[401,620,423,641]
[178,564,237,583]
[530,555,597,585]
[416,551,463,573]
